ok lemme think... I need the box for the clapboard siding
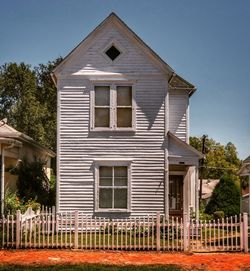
[169,90,188,142]
[54,14,198,217]
[58,76,167,216]
[60,22,162,75]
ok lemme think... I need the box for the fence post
[52,206,56,216]
[16,210,21,249]
[243,213,248,253]
[74,211,79,249]
[156,212,161,251]
[183,212,189,252]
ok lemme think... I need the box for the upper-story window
[91,84,135,131]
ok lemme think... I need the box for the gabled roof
[238,155,250,176]
[0,119,55,157]
[169,73,196,96]
[243,156,250,164]
[168,131,204,159]
[51,12,196,94]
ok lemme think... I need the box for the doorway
[169,175,183,217]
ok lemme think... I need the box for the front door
[169,175,183,217]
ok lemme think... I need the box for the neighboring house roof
[0,119,55,157]
[198,179,220,200]
[51,12,196,96]
[238,155,250,176]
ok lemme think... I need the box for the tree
[190,136,242,180]
[205,176,240,217]
[0,63,46,143]
[34,57,62,152]
[0,58,62,153]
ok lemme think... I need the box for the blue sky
[0,0,249,159]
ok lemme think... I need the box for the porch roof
[168,132,203,166]
[0,119,55,157]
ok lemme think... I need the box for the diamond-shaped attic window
[105,45,121,61]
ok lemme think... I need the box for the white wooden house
[51,13,203,218]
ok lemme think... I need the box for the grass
[0,264,182,271]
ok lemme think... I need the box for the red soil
[0,250,249,271]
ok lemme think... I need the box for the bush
[205,176,240,217]
[4,189,40,214]
[213,211,225,220]
[9,156,51,206]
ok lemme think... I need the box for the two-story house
[51,13,203,219]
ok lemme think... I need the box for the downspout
[0,142,15,215]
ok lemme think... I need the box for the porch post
[0,147,4,215]
[195,166,199,220]
[165,152,169,219]
[164,81,169,219]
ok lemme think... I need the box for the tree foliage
[190,136,242,180]
[205,176,240,217]
[0,58,62,152]
[10,157,51,206]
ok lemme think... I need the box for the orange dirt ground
[0,250,250,271]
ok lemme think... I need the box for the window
[91,85,135,130]
[95,163,131,212]
[105,45,121,61]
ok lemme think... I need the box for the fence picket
[2,208,248,252]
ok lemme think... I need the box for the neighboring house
[238,156,250,218]
[198,179,220,204]
[0,119,55,214]
[51,13,203,218]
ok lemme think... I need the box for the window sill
[95,209,131,213]
[90,128,135,132]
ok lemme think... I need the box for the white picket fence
[1,209,249,252]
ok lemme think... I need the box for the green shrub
[205,176,240,217]
[9,156,51,206]
[213,211,225,220]
[4,189,40,214]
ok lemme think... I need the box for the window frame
[94,159,132,213]
[90,82,136,132]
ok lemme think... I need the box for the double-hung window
[95,163,131,212]
[91,84,135,130]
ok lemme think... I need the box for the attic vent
[105,45,121,61]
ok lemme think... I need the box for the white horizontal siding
[60,22,162,76]
[58,77,167,216]
[169,90,188,142]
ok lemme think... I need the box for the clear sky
[0,0,249,159]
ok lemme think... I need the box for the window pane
[95,86,110,106]
[95,108,109,127]
[114,166,127,186]
[100,167,112,177]
[117,86,132,106]
[114,178,127,186]
[117,108,132,127]
[99,189,112,208]
[100,166,112,186]
[100,177,112,186]
[114,166,127,177]
[114,189,127,208]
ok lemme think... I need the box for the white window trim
[90,82,136,132]
[94,160,132,213]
